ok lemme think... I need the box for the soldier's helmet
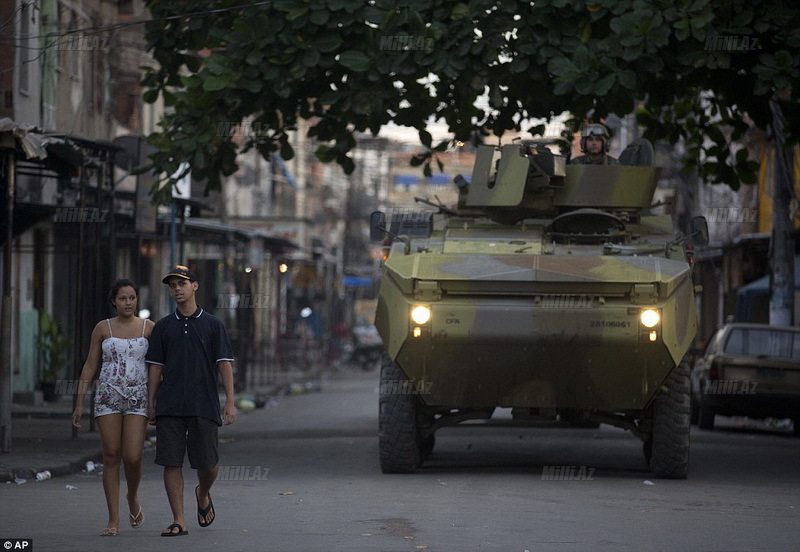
[580,123,611,153]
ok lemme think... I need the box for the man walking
[146,265,236,537]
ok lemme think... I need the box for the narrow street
[2,370,799,552]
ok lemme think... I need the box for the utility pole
[1,150,15,452]
[768,98,796,326]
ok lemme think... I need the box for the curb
[1,376,325,484]
[1,451,103,483]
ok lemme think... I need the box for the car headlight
[640,309,660,328]
[410,305,431,325]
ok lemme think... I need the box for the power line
[5,0,277,44]
[0,0,280,77]
[0,1,26,36]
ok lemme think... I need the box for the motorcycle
[349,324,383,371]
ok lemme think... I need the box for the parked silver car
[690,323,800,435]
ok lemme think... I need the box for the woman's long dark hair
[108,279,139,307]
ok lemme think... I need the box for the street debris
[235,396,257,412]
[236,393,269,410]
[82,461,103,475]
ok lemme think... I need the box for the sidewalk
[0,376,324,483]
[0,399,105,483]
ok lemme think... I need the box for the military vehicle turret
[370,140,708,479]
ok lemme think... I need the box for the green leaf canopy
[141,0,800,202]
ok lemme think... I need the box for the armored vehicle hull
[373,143,706,478]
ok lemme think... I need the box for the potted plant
[36,310,71,402]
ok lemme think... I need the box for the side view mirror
[690,216,709,246]
[370,211,386,242]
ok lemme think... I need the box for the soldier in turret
[570,123,619,165]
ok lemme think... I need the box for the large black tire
[378,353,421,473]
[649,359,691,479]
[697,396,715,430]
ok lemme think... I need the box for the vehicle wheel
[378,353,421,473]
[648,359,691,479]
[793,420,800,438]
[697,396,715,430]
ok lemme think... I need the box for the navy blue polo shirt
[146,307,234,425]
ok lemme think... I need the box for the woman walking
[72,279,154,536]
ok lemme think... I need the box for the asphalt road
[1,370,799,552]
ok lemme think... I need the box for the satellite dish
[112,135,157,172]
[618,138,654,166]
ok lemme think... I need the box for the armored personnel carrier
[371,140,708,479]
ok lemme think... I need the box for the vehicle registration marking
[589,320,631,328]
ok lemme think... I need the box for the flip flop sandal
[160,523,188,537]
[99,527,118,536]
[195,485,215,527]
[129,506,144,528]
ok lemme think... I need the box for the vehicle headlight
[640,309,660,328]
[410,305,431,325]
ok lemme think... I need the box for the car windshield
[722,327,800,361]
